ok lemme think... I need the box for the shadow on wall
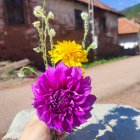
[66,106,140,140]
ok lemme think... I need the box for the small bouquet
[18,0,97,139]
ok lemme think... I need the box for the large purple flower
[32,62,96,133]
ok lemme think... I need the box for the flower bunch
[18,0,97,139]
[32,62,96,133]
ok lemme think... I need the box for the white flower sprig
[33,5,56,68]
[81,12,97,52]
[81,12,89,49]
[18,1,56,78]
[33,6,44,18]
[32,21,41,30]
[48,11,54,19]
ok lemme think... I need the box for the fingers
[20,114,52,140]
[20,114,67,140]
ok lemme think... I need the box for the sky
[100,0,140,11]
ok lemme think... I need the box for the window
[75,9,83,30]
[99,17,106,32]
[5,0,25,25]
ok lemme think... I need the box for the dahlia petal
[76,115,87,124]
[81,95,96,108]
[53,118,63,133]
[56,62,67,71]
[82,113,92,120]
[32,84,41,99]
[73,114,85,126]
[71,80,81,91]
[74,110,86,116]
[65,113,73,127]
[79,76,91,90]
[63,118,73,133]
[71,67,82,80]
[74,95,87,105]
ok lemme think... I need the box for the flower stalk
[81,12,89,49]
[51,130,58,140]
[18,66,39,78]
[33,0,55,69]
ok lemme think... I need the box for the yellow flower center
[49,41,88,67]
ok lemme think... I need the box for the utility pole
[138,31,140,54]
[88,0,95,42]
[88,0,98,59]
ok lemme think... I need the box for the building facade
[118,18,140,55]
[0,0,122,66]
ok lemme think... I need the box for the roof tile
[118,18,140,34]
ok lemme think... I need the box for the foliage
[122,4,140,23]
[83,56,128,68]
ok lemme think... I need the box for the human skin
[20,115,66,140]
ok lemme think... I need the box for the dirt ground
[0,55,140,139]
[97,81,140,109]
[0,79,34,139]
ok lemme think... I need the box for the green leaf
[33,47,41,53]
[17,71,25,78]
[87,42,97,52]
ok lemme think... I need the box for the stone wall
[0,0,39,62]
[3,105,140,140]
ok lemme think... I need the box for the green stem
[44,18,55,67]
[82,20,88,49]
[50,34,54,51]
[43,0,47,10]
[41,0,48,69]
[43,0,47,68]
[51,130,58,140]
[44,20,48,68]
[20,67,39,77]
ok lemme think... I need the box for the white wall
[119,33,139,49]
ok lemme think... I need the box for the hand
[20,115,66,140]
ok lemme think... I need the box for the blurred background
[0,0,140,139]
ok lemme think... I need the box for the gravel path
[0,55,140,139]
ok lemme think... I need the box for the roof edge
[76,0,124,16]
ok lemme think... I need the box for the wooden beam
[0,59,31,74]
[0,61,10,67]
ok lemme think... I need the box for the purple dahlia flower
[32,62,96,133]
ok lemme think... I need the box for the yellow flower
[49,41,88,67]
